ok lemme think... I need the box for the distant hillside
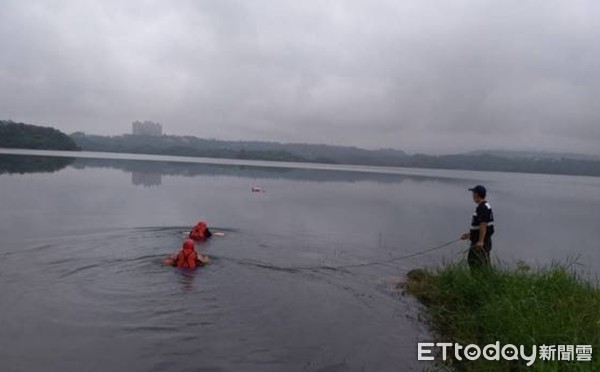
[400,153,600,177]
[0,120,80,151]
[70,132,600,177]
[70,133,311,163]
[469,150,600,162]
[70,132,408,165]
[3,123,598,177]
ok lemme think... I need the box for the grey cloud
[1,0,599,154]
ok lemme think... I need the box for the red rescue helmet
[182,238,196,251]
[189,221,209,241]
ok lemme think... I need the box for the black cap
[469,185,487,198]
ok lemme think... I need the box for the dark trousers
[468,239,492,270]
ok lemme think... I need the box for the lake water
[1,150,599,372]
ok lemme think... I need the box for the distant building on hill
[132,120,162,136]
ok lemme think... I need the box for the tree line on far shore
[70,132,600,177]
[1,120,599,177]
[0,120,80,151]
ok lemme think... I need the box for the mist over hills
[70,131,600,177]
[468,150,600,162]
[1,121,599,177]
[70,132,408,166]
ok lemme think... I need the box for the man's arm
[476,223,487,249]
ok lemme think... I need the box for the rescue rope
[230,238,462,272]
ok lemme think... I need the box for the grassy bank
[404,264,600,371]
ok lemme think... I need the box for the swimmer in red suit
[163,238,210,269]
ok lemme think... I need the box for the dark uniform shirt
[470,201,495,243]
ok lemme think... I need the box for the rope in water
[232,238,463,272]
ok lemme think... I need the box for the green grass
[404,263,600,371]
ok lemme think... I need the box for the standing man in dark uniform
[460,185,495,270]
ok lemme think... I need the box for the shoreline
[3,148,600,183]
[401,264,600,371]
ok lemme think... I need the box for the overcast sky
[1,1,599,154]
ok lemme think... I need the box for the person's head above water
[189,221,211,241]
[182,238,196,251]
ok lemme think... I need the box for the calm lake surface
[1,150,599,372]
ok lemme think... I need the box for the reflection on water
[71,157,464,187]
[1,153,462,187]
[132,171,162,187]
[0,154,74,174]
[0,148,470,186]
